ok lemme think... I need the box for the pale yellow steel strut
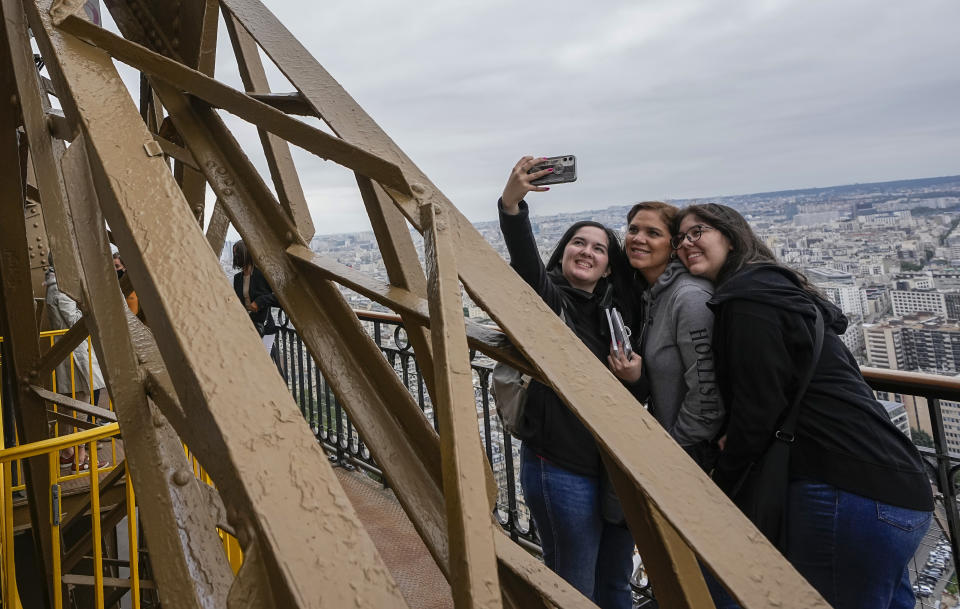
[422,200,503,609]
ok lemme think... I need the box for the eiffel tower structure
[0,1,827,607]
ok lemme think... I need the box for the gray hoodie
[639,259,724,446]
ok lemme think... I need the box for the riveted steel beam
[59,135,234,609]
[0,10,54,605]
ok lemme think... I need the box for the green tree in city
[912,428,934,448]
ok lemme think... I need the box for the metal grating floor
[334,466,454,609]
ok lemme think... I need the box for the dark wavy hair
[544,221,637,322]
[232,240,251,270]
[545,221,620,281]
[674,203,819,295]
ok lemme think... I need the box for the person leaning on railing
[673,203,934,609]
[498,156,644,609]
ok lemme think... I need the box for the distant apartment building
[857,210,914,227]
[891,289,947,318]
[890,288,960,321]
[893,275,934,290]
[794,210,843,226]
[806,267,855,285]
[878,400,911,437]
[864,321,907,370]
[946,232,960,263]
[819,284,866,317]
[838,316,865,357]
[939,400,960,455]
[861,286,890,319]
[930,270,960,291]
[864,315,960,374]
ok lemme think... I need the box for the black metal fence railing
[273,310,538,550]
[861,368,960,589]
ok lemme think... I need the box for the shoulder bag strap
[776,306,825,442]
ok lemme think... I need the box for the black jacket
[499,201,641,476]
[708,264,933,511]
[233,267,280,336]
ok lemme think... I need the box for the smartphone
[528,155,577,186]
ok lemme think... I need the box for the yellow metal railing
[0,423,121,609]
[0,332,243,606]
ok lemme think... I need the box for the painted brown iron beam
[205,198,230,258]
[54,12,411,196]
[47,410,100,430]
[57,136,235,609]
[422,201,503,609]
[0,9,54,604]
[29,384,117,422]
[248,92,315,116]
[220,3,828,605]
[169,0,216,225]
[32,3,411,604]
[354,176,443,402]
[604,454,712,608]
[225,13,314,240]
[153,135,199,170]
[33,315,87,375]
[13,0,236,594]
[152,79,451,581]
[286,244,535,376]
[4,0,83,303]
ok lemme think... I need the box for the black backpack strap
[776,306,825,442]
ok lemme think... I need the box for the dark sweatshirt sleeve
[713,303,795,494]
[498,199,564,313]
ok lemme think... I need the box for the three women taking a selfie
[499,158,932,609]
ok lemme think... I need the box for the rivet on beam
[143,140,164,157]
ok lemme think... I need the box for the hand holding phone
[502,155,577,211]
[528,155,577,186]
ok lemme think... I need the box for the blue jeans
[707,480,931,609]
[520,445,635,609]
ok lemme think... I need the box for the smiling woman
[496,156,642,609]
[674,203,934,609]
[612,202,725,471]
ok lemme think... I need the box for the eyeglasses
[671,225,715,250]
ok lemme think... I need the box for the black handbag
[728,307,824,551]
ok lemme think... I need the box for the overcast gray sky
[112,1,960,234]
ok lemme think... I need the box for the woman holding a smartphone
[608,202,725,470]
[498,156,640,609]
